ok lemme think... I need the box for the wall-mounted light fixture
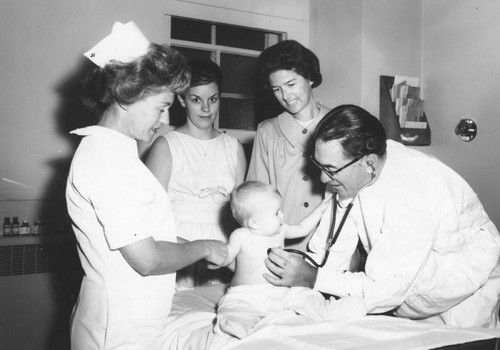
[455,118,477,142]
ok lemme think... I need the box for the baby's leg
[215,286,283,339]
[216,304,263,339]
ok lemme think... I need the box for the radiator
[0,235,81,350]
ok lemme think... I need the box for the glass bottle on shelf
[20,219,32,235]
[33,220,43,235]
[2,217,12,237]
[11,217,20,236]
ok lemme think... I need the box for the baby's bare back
[231,231,284,286]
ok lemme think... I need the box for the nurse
[66,22,227,349]
[247,40,331,250]
[265,105,500,328]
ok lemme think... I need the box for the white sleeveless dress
[163,131,239,287]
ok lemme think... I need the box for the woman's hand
[203,240,228,267]
[263,247,318,288]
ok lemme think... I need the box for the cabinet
[379,75,431,146]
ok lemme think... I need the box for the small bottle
[20,219,32,235]
[11,217,20,236]
[2,217,11,237]
[33,220,42,235]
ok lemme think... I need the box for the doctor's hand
[263,248,318,288]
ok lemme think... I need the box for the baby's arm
[283,195,332,239]
[221,228,244,268]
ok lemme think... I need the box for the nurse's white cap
[83,21,150,68]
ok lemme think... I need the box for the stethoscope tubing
[284,193,352,268]
[283,170,376,268]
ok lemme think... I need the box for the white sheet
[164,285,500,350]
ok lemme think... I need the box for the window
[169,17,284,138]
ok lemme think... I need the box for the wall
[310,0,423,116]
[422,0,500,226]
[309,0,363,108]
[0,0,167,227]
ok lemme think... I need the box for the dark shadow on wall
[39,57,96,228]
[38,58,95,350]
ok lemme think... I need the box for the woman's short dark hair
[315,105,387,158]
[257,40,322,90]
[81,43,191,117]
[188,59,223,89]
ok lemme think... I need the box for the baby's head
[231,181,284,235]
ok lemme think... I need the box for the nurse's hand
[263,248,318,288]
[203,240,228,267]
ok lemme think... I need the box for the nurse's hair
[231,181,281,227]
[257,40,322,91]
[81,43,191,118]
[315,104,387,159]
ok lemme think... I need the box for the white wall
[310,0,423,116]
[309,0,363,108]
[422,0,500,226]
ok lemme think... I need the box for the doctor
[265,104,500,328]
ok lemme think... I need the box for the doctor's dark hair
[257,40,322,90]
[230,181,281,227]
[81,43,191,117]
[315,105,387,159]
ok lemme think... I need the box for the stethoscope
[283,165,376,268]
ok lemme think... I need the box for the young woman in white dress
[146,60,247,288]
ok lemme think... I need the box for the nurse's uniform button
[302,128,307,134]
[303,202,309,208]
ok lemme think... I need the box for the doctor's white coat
[314,140,500,328]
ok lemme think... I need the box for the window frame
[165,15,286,143]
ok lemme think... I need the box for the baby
[214,181,366,339]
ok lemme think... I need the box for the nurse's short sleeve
[91,163,162,250]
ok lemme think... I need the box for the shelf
[0,233,75,247]
[379,75,431,146]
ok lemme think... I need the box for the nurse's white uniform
[66,126,177,349]
[315,140,500,328]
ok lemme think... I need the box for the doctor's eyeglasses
[304,153,363,181]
